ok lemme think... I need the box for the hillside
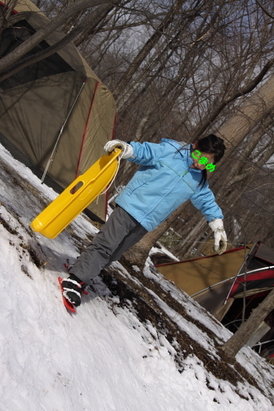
[0,142,274,411]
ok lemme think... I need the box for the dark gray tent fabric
[0,0,116,221]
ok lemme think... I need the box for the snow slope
[0,143,274,411]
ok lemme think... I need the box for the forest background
[1,0,274,264]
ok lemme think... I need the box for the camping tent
[0,0,116,221]
[156,245,253,311]
[156,242,274,361]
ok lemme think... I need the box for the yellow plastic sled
[30,148,121,239]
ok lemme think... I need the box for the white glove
[208,219,227,255]
[104,139,134,159]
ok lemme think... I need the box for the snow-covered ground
[0,143,274,411]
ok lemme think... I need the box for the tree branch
[255,0,274,19]
[0,0,118,74]
[0,2,120,82]
[194,58,274,138]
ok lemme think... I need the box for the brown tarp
[0,0,116,221]
[157,242,274,361]
[156,242,274,320]
[156,246,252,297]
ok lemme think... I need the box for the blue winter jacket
[116,139,223,231]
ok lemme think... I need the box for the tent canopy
[156,242,274,362]
[0,0,116,221]
[156,242,274,320]
[156,246,252,297]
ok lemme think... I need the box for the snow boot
[62,274,86,307]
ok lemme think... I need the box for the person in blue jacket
[62,134,227,307]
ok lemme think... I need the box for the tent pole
[105,112,117,218]
[241,239,248,324]
[41,79,87,183]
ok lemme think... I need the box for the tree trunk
[216,73,274,149]
[220,287,274,360]
[122,202,188,268]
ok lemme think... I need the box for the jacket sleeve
[126,141,165,166]
[190,183,223,222]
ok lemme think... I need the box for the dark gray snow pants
[69,205,147,284]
